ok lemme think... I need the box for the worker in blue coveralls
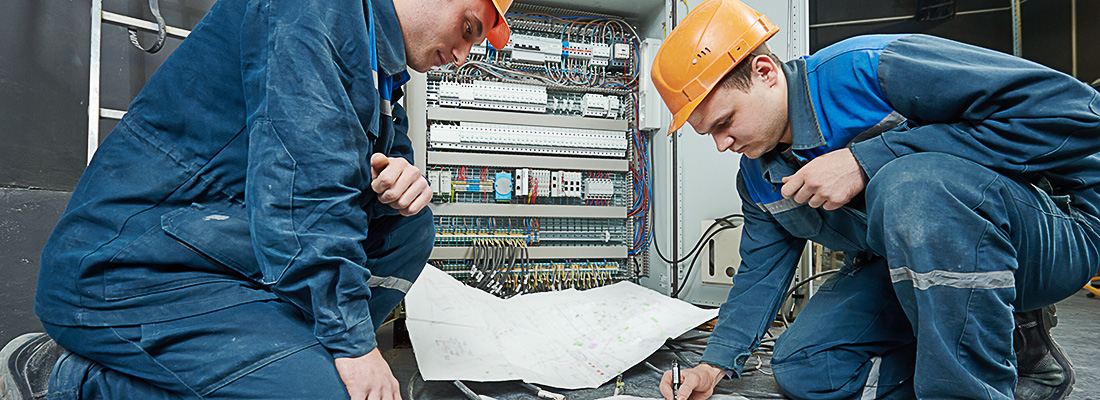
[0,0,513,399]
[649,1,1100,399]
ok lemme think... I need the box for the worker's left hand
[780,148,866,210]
[334,348,401,400]
[371,153,432,216]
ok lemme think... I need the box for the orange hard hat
[651,0,779,134]
[485,0,514,50]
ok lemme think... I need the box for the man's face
[397,0,498,73]
[686,56,791,159]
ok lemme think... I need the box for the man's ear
[752,55,779,87]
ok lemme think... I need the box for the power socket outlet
[699,220,742,286]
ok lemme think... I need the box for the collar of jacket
[759,59,826,184]
[369,0,408,77]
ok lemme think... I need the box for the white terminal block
[583,177,614,200]
[427,170,441,194]
[470,41,488,56]
[438,81,548,113]
[607,96,621,119]
[531,169,551,197]
[439,171,453,194]
[514,168,529,196]
[428,122,628,158]
[551,171,563,197]
[592,43,611,59]
[581,93,610,118]
[565,171,583,198]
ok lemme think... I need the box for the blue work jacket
[701,34,1100,375]
[36,0,414,358]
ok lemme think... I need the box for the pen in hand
[671,360,681,400]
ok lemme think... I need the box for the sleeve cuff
[368,199,403,219]
[848,135,903,179]
[318,318,379,359]
[700,342,753,379]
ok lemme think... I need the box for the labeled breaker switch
[428,170,441,194]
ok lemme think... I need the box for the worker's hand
[334,348,401,400]
[660,363,724,400]
[780,148,866,210]
[370,153,432,216]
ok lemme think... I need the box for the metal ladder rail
[88,0,192,164]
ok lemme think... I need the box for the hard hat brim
[486,7,511,50]
[667,90,707,135]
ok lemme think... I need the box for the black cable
[778,269,840,327]
[452,381,481,400]
[127,0,167,53]
[653,214,744,266]
[406,370,422,400]
[671,223,740,297]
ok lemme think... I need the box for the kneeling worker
[651,0,1099,399]
[2,0,513,398]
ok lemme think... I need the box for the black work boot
[1013,305,1074,400]
[0,333,65,400]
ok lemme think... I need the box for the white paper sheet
[592,396,749,400]
[405,265,719,389]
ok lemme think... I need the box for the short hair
[717,43,781,92]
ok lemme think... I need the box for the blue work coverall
[700,34,1100,399]
[35,0,434,397]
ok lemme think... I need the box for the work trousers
[770,153,1100,399]
[43,210,434,399]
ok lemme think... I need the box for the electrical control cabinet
[409,0,807,303]
[409,2,653,296]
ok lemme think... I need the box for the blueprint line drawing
[405,265,719,389]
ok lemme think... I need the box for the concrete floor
[1053,291,1100,400]
[383,290,1100,400]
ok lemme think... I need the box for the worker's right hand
[334,348,401,400]
[660,363,725,400]
[370,153,432,217]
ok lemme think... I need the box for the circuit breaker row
[433,216,629,246]
[470,33,632,71]
[428,122,627,157]
[435,81,623,119]
[426,168,617,202]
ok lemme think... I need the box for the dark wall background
[0,0,215,346]
[0,0,214,192]
[809,0,1100,85]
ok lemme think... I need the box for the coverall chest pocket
[161,203,264,282]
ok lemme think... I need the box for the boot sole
[1039,306,1075,400]
[0,333,46,400]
